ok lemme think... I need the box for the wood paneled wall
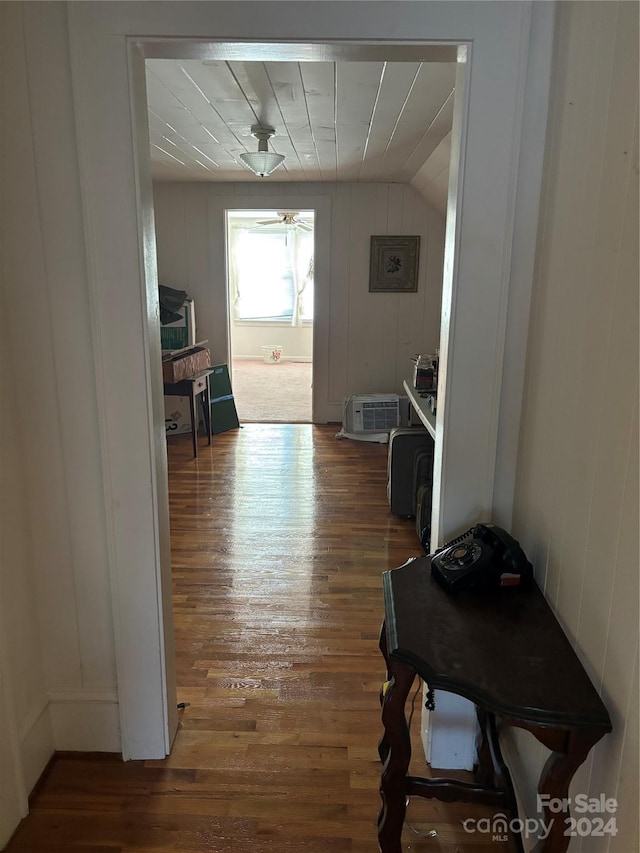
[153,181,445,422]
[509,3,639,849]
[1,6,118,842]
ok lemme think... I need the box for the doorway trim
[66,1,553,760]
[212,196,331,423]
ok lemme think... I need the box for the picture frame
[369,235,420,293]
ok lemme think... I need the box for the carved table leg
[378,657,416,853]
[532,728,605,853]
[378,621,390,763]
[474,707,494,787]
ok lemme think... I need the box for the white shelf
[403,379,436,439]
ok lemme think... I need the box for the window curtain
[227,224,243,320]
[289,230,314,327]
[227,220,313,323]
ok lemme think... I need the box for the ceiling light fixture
[239,126,285,177]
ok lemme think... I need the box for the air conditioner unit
[344,394,401,434]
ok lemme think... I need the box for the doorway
[225,209,314,423]
[61,3,551,763]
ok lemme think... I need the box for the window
[227,212,314,325]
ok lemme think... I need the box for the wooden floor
[7,424,503,852]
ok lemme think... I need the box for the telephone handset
[430,523,533,595]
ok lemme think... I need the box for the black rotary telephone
[431,523,533,595]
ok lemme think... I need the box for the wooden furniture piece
[378,556,612,853]
[163,368,213,458]
[403,379,435,438]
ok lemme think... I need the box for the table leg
[378,658,416,853]
[188,389,198,458]
[203,376,211,445]
[532,728,605,853]
[378,622,390,763]
[474,707,495,787]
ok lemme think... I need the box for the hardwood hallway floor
[7,425,499,852]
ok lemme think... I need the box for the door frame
[66,1,554,759]
[214,196,331,424]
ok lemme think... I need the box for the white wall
[231,323,313,361]
[0,1,120,828]
[153,181,445,421]
[0,299,53,846]
[411,132,452,217]
[1,3,129,842]
[507,3,639,850]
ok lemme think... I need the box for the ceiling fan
[252,211,313,233]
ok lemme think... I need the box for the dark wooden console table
[163,368,212,459]
[378,556,611,853]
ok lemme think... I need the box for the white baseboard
[232,355,312,362]
[325,403,343,423]
[2,688,120,850]
[48,688,120,753]
[18,694,55,795]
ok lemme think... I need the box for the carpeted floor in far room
[231,358,312,423]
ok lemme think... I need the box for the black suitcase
[412,446,434,515]
[387,427,432,517]
[415,482,433,552]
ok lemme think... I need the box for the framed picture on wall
[369,236,420,292]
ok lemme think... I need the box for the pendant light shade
[240,126,285,177]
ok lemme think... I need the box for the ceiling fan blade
[295,222,313,232]
[256,219,281,226]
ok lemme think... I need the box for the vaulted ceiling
[145,58,455,214]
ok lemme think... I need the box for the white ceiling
[145,58,455,212]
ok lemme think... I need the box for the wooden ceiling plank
[175,59,261,147]
[146,61,249,168]
[227,61,285,135]
[357,62,422,182]
[148,107,241,171]
[226,60,313,179]
[151,54,316,179]
[147,61,233,132]
[336,61,385,125]
[377,63,456,180]
[160,58,247,108]
[146,57,454,190]
[335,62,384,180]
[413,132,453,182]
[299,62,338,181]
[148,59,300,181]
[263,62,322,176]
[149,127,218,175]
[212,58,301,182]
[394,93,455,182]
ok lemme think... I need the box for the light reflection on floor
[229,424,316,604]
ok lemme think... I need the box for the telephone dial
[430,523,533,595]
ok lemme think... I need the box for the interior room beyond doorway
[231,358,312,423]
[226,209,314,422]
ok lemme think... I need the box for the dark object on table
[431,523,533,595]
